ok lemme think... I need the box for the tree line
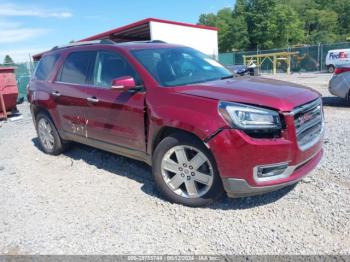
[1,55,31,83]
[2,55,15,66]
[198,0,350,52]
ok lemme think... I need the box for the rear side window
[58,51,96,84]
[33,54,59,80]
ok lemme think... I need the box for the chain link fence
[219,42,350,73]
[9,62,34,100]
[11,42,350,100]
[16,74,31,99]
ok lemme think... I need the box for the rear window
[33,54,60,81]
[58,51,96,85]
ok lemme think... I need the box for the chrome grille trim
[292,98,324,151]
[291,98,322,115]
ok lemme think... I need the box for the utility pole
[317,43,321,72]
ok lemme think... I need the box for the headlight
[218,101,281,130]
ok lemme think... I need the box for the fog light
[257,163,289,178]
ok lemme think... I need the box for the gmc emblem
[298,112,313,125]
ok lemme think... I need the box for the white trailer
[80,18,219,59]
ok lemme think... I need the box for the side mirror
[111,76,136,91]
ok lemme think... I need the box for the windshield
[131,47,232,87]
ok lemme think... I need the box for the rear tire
[36,112,67,155]
[328,65,335,74]
[152,133,224,207]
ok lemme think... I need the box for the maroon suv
[28,40,324,207]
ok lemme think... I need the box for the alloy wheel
[161,145,214,198]
[38,118,55,151]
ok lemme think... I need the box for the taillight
[26,83,31,102]
[334,67,350,75]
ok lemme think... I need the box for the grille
[293,98,324,151]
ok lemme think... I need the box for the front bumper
[207,127,324,197]
[222,149,323,197]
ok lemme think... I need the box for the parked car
[225,64,257,76]
[329,64,350,101]
[27,40,324,207]
[325,49,350,73]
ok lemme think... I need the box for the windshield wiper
[220,75,234,80]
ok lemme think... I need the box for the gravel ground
[0,73,349,255]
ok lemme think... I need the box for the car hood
[175,77,320,112]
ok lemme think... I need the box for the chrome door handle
[87,97,99,103]
[51,91,61,97]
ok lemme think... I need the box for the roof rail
[149,40,166,43]
[51,39,115,51]
[118,40,167,44]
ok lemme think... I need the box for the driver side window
[93,51,142,88]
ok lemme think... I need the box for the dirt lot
[0,73,349,255]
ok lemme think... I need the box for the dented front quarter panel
[146,87,228,154]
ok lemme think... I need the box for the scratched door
[83,50,146,152]
[52,50,96,138]
[82,86,146,151]
[49,82,89,138]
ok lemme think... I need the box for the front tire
[152,133,224,207]
[36,112,67,155]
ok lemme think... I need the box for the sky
[0,0,233,63]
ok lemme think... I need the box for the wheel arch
[32,104,49,118]
[151,126,206,155]
[327,64,335,73]
[30,104,65,139]
[151,126,224,206]
[31,105,55,124]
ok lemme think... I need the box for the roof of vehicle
[116,41,184,50]
[327,49,350,53]
[32,40,185,61]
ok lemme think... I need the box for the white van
[325,49,350,73]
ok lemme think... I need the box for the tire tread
[152,132,224,207]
